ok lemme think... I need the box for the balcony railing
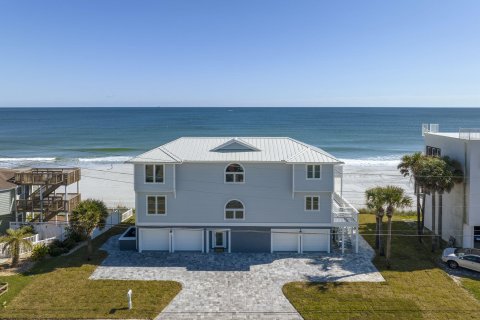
[459,128,480,140]
[16,193,81,214]
[332,192,358,225]
[14,168,81,185]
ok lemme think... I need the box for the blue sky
[0,0,479,107]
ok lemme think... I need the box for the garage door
[271,229,300,252]
[173,229,203,251]
[302,229,329,252]
[140,228,170,251]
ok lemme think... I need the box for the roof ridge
[285,147,310,162]
[286,137,340,162]
[158,146,183,162]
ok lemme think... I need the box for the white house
[127,137,358,254]
[423,125,480,248]
[0,169,17,234]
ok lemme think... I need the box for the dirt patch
[0,257,35,276]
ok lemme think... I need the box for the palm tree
[365,187,386,255]
[0,228,33,267]
[398,152,425,241]
[436,156,464,248]
[416,156,445,252]
[70,199,109,260]
[383,186,412,268]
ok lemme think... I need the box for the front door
[214,231,226,248]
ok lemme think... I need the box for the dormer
[211,138,260,152]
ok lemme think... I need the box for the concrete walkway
[91,235,383,319]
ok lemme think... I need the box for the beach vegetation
[382,186,412,268]
[30,243,49,261]
[70,199,109,260]
[415,156,464,251]
[0,228,33,267]
[365,187,386,254]
[398,152,427,241]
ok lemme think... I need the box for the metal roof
[128,137,341,164]
[0,169,17,190]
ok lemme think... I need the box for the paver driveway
[91,235,383,319]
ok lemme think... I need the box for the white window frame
[306,164,322,180]
[146,195,167,215]
[304,195,320,212]
[224,163,245,184]
[144,164,165,184]
[224,199,245,220]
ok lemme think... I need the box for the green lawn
[283,214,480,320]
[0,223,181,319]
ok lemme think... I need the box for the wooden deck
[14,168,81,186]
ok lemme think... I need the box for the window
[145,164,164,183]
[305,196,320,211]
[463,255,480,263]
[306,165,321,179]
[225,163,244,183]
[147,196,166,214]
[426,146,441,157]
[225,200,244,220]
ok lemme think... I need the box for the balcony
[332,192,358,226]
[14,168,81,185]
[17,193,81,215]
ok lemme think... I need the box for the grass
[0,223,181,319]
[283,214,480,320]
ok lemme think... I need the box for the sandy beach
[76,162,414,210]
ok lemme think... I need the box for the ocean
[1,107,479,168]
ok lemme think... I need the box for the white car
[442,248,480,272]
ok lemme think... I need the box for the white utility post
[127,289,132,309]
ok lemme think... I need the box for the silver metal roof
[127,137,342,164]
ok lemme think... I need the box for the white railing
[332,192,358,225]
[459,128,480,140]
[422,123,439,136]
[0,234,42,258]
[121,208,134,222]
[34,237,57,247]
[10,222,68,241]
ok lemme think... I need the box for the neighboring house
[0,169,17,234]
[423,125,480,248]
[127,137,358,254]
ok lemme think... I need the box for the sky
[0,0,479,108]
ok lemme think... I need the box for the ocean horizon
[1,107,479,168]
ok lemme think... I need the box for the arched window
[225,163,244,183]
[225,200,244,220]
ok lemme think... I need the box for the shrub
[64,226,87,243]
[62,238,77,250]
[49,246,68,257]
[50,239,64,248]
[31,244,49,261]
[20,225,35,235]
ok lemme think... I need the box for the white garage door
[271,229,300,252]
[302,229,329,252]
[173,229,203,251]
[140,228,170,251]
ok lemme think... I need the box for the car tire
[448,261,459,269]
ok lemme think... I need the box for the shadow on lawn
[23,222,133,277]
[361,220,443,273]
